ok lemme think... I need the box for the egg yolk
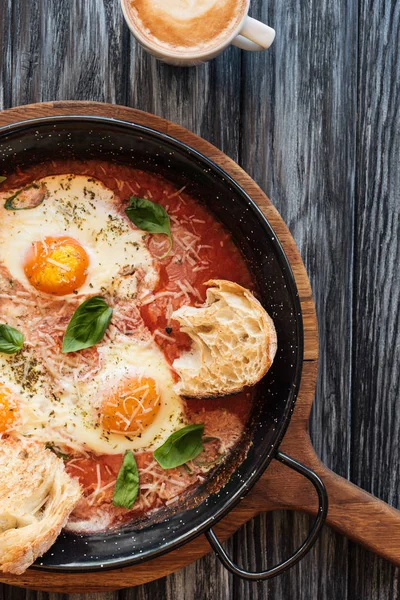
[101,377,161,435]
[24,236,89,296]
[0,384,18,433]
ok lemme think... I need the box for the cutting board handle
[260,441,400,566]
[318,463,400,563]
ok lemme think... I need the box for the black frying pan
[0,116,327,580]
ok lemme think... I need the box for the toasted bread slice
[0,439,81,574]
[172,280,277,397]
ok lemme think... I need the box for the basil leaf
[62,296,113,353]
[0,176,6,183]
[4,183,46,210]
[0,324,24,354]
[125,196,172,242]
[113,450,140,509]
[45,443,70,461]
[154,424,204,469]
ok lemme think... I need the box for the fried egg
[0,348,54,440]
[0,175,158,299]
[59,337,186,454]
[0,382,18,433]
[0,333,185,456]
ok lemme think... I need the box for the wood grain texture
[128,45,242,162]
[238,0,357,595]
[0,0,129,107]
[0,0,398,596]
[349,0,400,597]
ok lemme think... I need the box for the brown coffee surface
[129,0,247,53]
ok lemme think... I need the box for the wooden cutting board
[0,101,399,593]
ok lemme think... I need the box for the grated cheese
[87,471,117,506]
[67,459,85,473]
[140,291,177,306]
[153,329,175,343]
[167,185,187,199]
[165,495,181,506]
[183,279,203,302]
[114,178,124,191]
[175,280,191,301]
[126,181,140,194]
[46,258,71,272]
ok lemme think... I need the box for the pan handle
[205,451,328,580]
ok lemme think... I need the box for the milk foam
[149,0,228,21]
[130,0,247,53]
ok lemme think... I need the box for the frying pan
[0,114,327,580]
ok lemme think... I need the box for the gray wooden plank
[241,0,357,478]
[349,0,400,596]
[235,0,358,595]
[3,0,128,107]
[69,594,117,600]
[0,0,13,110]
[128,40,243,162]
[0,588,120,600]
[0,587,66,600]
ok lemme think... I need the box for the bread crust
[0,439,81,574]
[172,280,277,398]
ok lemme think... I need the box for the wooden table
[0,1,399,599]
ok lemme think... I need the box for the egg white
[0,174,159,300]
[58,337,187,454]
[0,348,59,439]
[1,335,186,455]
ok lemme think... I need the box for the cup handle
[232,16,275,51]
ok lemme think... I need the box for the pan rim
[0,114,304,571]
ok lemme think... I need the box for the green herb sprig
[62,296,113,353]
[154,424,205,470]
[125,196,172,258]
[113,450,140,509]
[4,183,46,210]
[0,324,24,354]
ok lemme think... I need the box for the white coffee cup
[120,0,275,66]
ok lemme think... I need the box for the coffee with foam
[129,0,247,54]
